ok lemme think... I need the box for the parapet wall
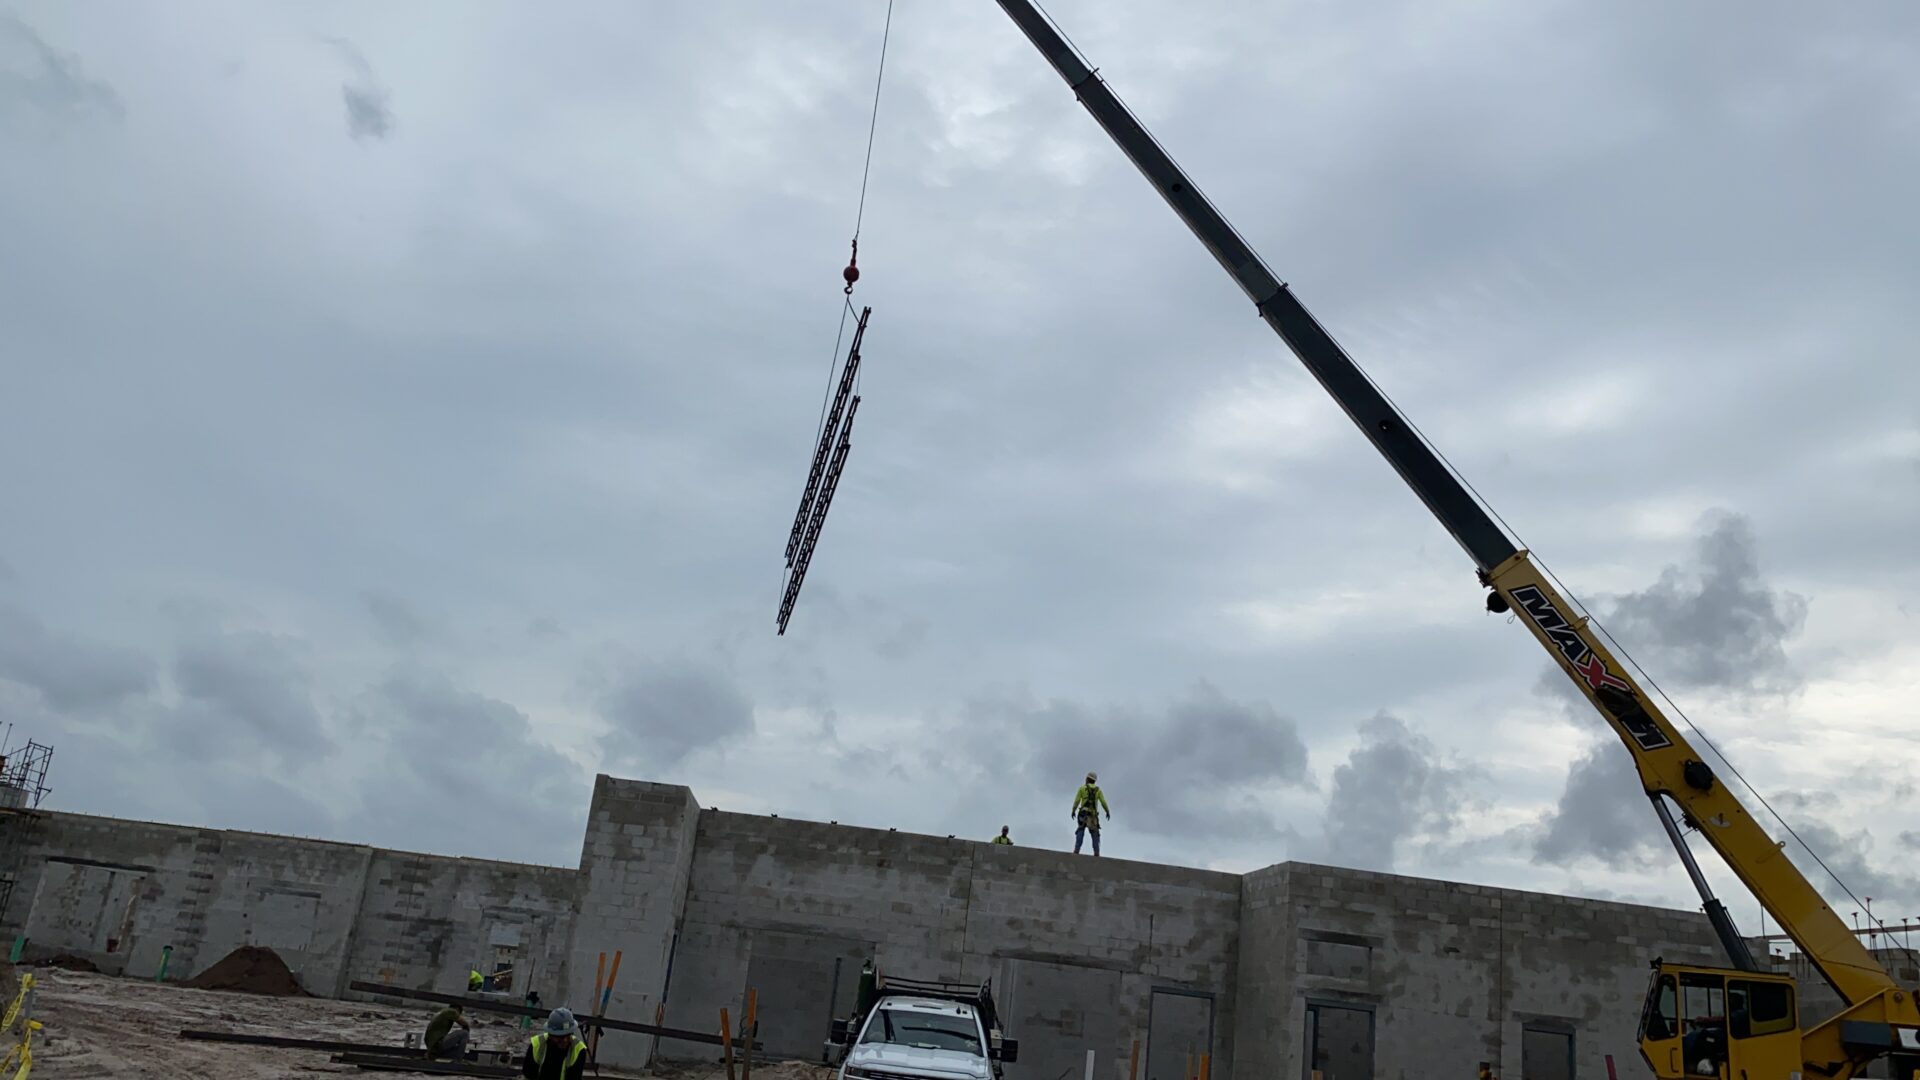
[0,775,1736,1078]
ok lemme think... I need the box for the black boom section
[992,0,1517,573]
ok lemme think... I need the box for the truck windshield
[860,1009,982,1054]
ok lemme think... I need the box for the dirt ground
[17,967,836,1080]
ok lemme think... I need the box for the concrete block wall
[660,809,1243,1080]
[0,810,582,1004]
[3,779,1801,1080]
[567,776,703,1068]
[344,850,580,1002]
[1238,862,1724,1080]
[193,830,376,997]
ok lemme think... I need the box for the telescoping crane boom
[991,2,1919,1076]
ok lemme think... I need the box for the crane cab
[1638,962,1800,1078]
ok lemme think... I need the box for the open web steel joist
[778,306,869,635]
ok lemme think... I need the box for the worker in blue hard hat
[523,1007,586,1079]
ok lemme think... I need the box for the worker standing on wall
[992,826,1013,845]
[424,1002,471,1059]
[1071,771,1111,856]
[523,1008,587,1079]
[469,968,484,993]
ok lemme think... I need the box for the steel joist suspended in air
[778,306,870,635]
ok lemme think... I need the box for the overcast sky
[3,1,1917,938]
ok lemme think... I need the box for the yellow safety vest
[530,1034,586,1070]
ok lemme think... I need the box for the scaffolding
[0,739,53,925]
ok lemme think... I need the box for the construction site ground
[18,966,832,1080]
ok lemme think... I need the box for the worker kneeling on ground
[1072,771,1111,856]
[424,1001,471,1059]
[524,1007,586,1080]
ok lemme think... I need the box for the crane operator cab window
[1638,968,1797,1080]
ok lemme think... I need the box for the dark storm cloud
[1534,511,1805,867]
[962,682,1312,841]
[1316,713,1470,872]
[591,661,756,770]
[0,604,156,712]
[0,13,122,132]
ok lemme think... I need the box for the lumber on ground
[346,981,760,1049]
[334,1051,517,1078]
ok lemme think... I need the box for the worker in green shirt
[1071,771,1111,856]
[469,969,485,992]
[424,1003,471,1059]
[992,826,1013,845]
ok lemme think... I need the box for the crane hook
[843,238,860,295]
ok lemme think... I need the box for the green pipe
[157,945,172,982]
[7,936,23,964]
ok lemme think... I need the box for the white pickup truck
[827,975,1019,1080]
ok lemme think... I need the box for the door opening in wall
[489,944,519,992]
[1145,988,1214,1080]
[1303,1001,1373,1080]
[1521,1025,1574,1080]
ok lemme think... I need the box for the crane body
[990,1,1920,1075]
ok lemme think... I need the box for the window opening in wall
[489,944,518,992]
[1303,1001,1373,1080]
[1521,1025,1574,1080]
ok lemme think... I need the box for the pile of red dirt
[183,946,310,997]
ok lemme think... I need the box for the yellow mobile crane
[989,2,1919,1076]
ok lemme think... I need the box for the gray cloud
[963,682,1313,842]
[0,604,156,712]
[362,589,429,646]
[592,661,755,770]
[1773,792,1920,924]
[1598,511,1808,696]
[1534,511,1805,866]
[0,2,1913,892]
[1315,713,1470,872]
[341,670,584,863]
[169,631,331,763]
[0,14,123,133]
[1532,740,1659,869]
[329,38,393,141]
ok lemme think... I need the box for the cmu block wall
[0,810,580,1001]
[568,777,703,1068]
[658,808,1243,1080]
[345,849,579,1000]
[1,777,1768,1080]
[1236,863,1724,1079]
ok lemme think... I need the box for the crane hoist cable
[779,0,896,635]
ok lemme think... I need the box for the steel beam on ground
[346,981,759,1049]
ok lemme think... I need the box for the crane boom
[991,3,1916,1073]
